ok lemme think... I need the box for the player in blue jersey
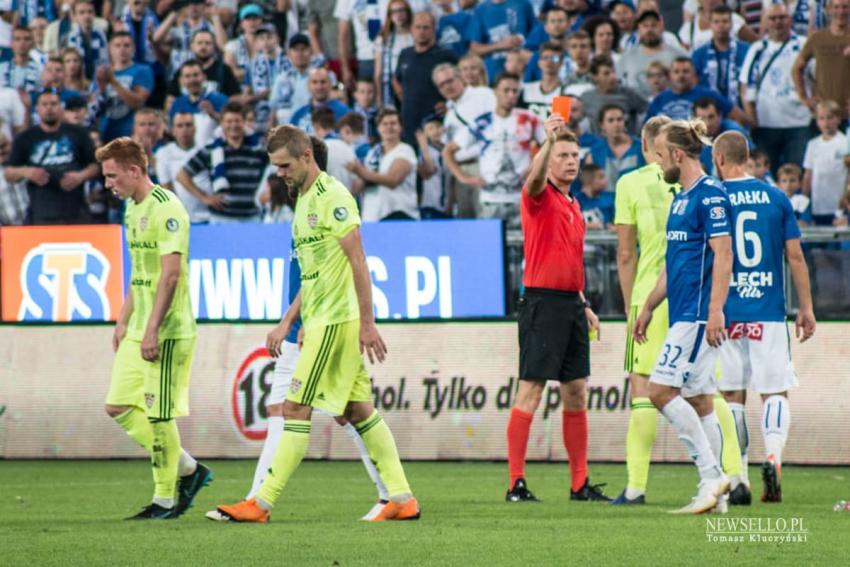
[206,136,389,522]
[712,132,816,504]
[634,119,734,514]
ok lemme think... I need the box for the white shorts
[650,322,718,398]
[268,340,300,405]
[718,322,798,394]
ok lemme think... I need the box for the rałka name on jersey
[728,190,772,207]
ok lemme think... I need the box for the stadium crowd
[1,0,849,228]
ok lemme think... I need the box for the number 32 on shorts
[658,344,683,368]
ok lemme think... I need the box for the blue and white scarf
[355,0,383,42]
[209,137,230,193]
[170,19,212,76]
[365,143,384,173]
[122,6,159,64]
[0,58,40,92]
[703,40,741,106]
[17,0,56,26]
[65,25,109,80]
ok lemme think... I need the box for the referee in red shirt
[505,112,611,503]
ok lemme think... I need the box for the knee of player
[266,402,285,417]
[514,381,544,412]
[561,380,587,410]
[648,385,674,410]
[282,400,312,420]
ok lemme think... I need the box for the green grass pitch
[1,460,846,566]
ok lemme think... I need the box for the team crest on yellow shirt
[307,213,318,228]
[139,217,149,231]
[290,378,302,393]
[145,393,155,408]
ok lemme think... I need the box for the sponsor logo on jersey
[334,207,348,221]
[727,322,764,341]
[667,230,689,241]
[671,199,688,215]
[702,196,726,205]
[166,218,179,232]
[710,206,726,220]
[730,271,774,298]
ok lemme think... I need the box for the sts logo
[18,243,112,321]
[0,225,124,322]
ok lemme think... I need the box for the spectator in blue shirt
[690,4,749,108]
[587,103,644,192]
[524,6,570,81]
[289,67,351,134]
[644,56,750,126]
[469,0,536,82]
[576,163,615,229]
[525,0,589,51]
[168,59,229,147]
[94,31,154,142]
[436,0,477,57]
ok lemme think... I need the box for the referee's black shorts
[518,288,590,382]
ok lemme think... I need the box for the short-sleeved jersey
[665,175,732,324]
[723,177,801,322]
[292,172,361,329]
[614,163,679,306]
[124,185,195,340]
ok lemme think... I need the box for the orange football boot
[364,497,420,522]
[215,499,270,523]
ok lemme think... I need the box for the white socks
[762,395,790,465]
[662,396,722,480]
[248,416,285,499]
[340,422,389,501]
[699,412,723,469]
[178,450,197,477]
[728,401,749,483]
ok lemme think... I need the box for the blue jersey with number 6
[665,175,732,324]
[723,177,800,322]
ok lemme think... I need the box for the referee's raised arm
[524,113,567,198]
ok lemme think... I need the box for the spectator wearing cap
[178,101,269,223]
[346,107,420,221]
[394,10,458,146]
[614,0,683,51]
[225,3,264,83]
[690,4,750,108]
[617,8,687,99]
[586,103,644,193]
[311,105,358,191]
[793,0,850,123]
[644,57,750,125]
[740,3,810,173]
[63,94,89,125]
[468,0,536,82]
[443,72,545,227]
[432,61,496,217]
[269,33,331,127]
[335,0,389,91]
[61,0,109,81]
[288,68,350,134]
[93,30,154,142]
[5,89,99,224]
[168,59,229,147]
[166,29,242,105]
[435,0,476,57]
[154,0,227,79]
[523,7,570,83]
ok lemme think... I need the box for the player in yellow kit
[99,137,211,520]
[215,125,419,523]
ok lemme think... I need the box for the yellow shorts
[287,319,372,415]
[106,337,195,420]
[625,302,669,377]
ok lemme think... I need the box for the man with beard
[166,29,242,107]
[633,118,734,514]
[5,89,99,224]
[618,10,687,99]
